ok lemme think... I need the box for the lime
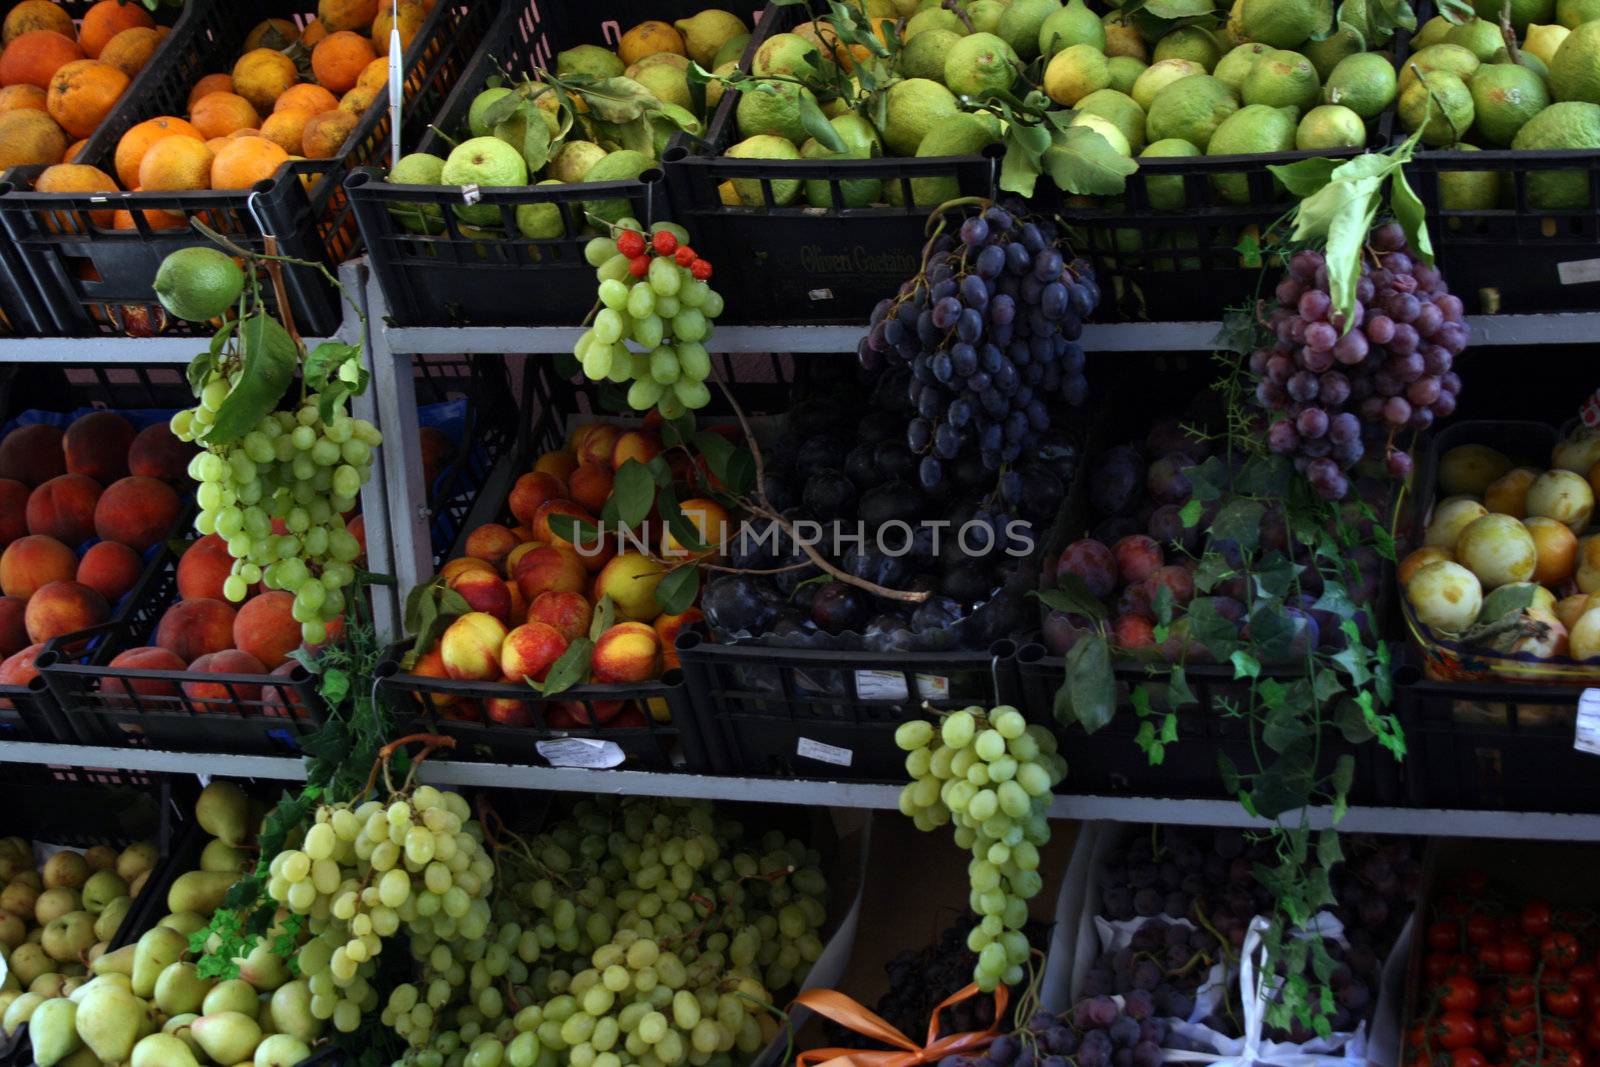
[725,135,801,205]
[1400,44,1481,93]
[1103,12,1148,62]
[1139,137,1201,209]
[736,80,817,144]
[1323,52,1398,118]
[1557,0,1600,27]
[899,28,962,81]
[1146,74,1240,149]
[1038,0,1105,59]
[1470,63,1551,144]
[1214,43,1272,89]
[1242,49,1321,114]
[468,88,512,138]
[155,247,245,323]
[998,0,1063,60]
[882,77,961,154]
[1437,144,1502,212]
[1076,88,1147,151]
[1240,0,1323,48]
[1154,26,1221,71]
[1445,18,1509,62]
[945,32,1022,98]
[1296,103,1365,149]
[1525,23,1571,67]
[1107,55,1148,93]
[1303,28,1361,79]
[1044,42,1111,105]
[1131,58,1204,110]
[1398,70,1475,146]
[1207,104,1297,203]
[1551,20,1600,103]
[1475,0,1554,30]
[1512,100,1600,206]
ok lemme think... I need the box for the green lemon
[1154,26,1221,71]
[154,247,245,323]
[1511,101,1600,207]
[1303,28,1361,79]
[1241,49,1321,115]
[1106,55,1148,94]
[911,112,1001,203]
[1398,71,1475,146]
[1557,0,1600,28]
[998,0,1063,60]
[516,180,566,239]
[1207,104,1297,203]
[1043,43,1111,105]
[1413,16,1455,48]
[556,45,624,79]
[468,88,512,138]
[1445,18,1509,62]
[580,150,653,224]
[675,9,748,66]
[1437,144,1502,212]
[736,80,817,144]
[1525,23,1571,67]
[725,135,801,205]
[1295,103,1365,149]
[1146,74,1240,149]
[752,31,828,83]
[1066,112,1131,155]
[1239,0,1324,48]
[882,77,961,154]
[1475,0,1554,30]
[945,32,1022,98]
[1214,43,1272,89]
[1075,88,1147,151]
[443,137,529,224]
[905,7,966,38]
[1400,44,1480,93]
[1551,20,1600,103]
[386,152,445,234]
[1139,137,1200,210]
[1038,0,1105,59]
[802,113,884,208]
[1323,52,1397,118]
[899,28,962,82]
[1131,58,1204,109]
[1470,63,1552,145]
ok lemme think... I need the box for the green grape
[626,283,656,318]
[597,255,632,284]
[701,289,724,318]
[648,346,680,385]
[942,711,976,749]
[647,257,680,297]
[627,379,665,412]
[676,342,710,381]
[632,314,664,349]
[894,720,933,751]
[585,238,618,267]
[672,378,710,410]
[654,294,680,319]
[593,309,625,346]
[598,279,629,310]
[672,309,707,343]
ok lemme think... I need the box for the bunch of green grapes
[574,221,724,419]
[265,785,494,1035]
[172,379,380,645]
[895,706,1067,992]
[383,796,829,1067]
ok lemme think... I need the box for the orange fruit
[338,85,375,114]
[115,115,202,188]
[210,134,288,189]
[371,1,425,49]
[317,0,379,34]
[112,206,186,230]
[0,107,65,167]
[300,18,329,48]
[187,73,233,109]
[98,25,165,78]
[204,134,228,153]
[231,48,297,112]
[35,163,117,225]
[3,2,72,45]
[259,108,309,154]
[301,107,356,157]
[63,137,84,161]
[355,57,387,94]
[275,82,337,114]
[78,0,154,59]
[0,30,83,89]
[138,134,213,190]
[617,21,685,66]
[0,83,46,112]
[46,58,127,137]
[188,91,258,139]
[243,18,299,52]
[311,31,375,94]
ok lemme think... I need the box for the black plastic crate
[38,538,327,755]
[0,0,492,338]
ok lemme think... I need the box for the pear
[154,961,215,1016]
[268,979,321,1043]
[12,869,41,891]
[164,1011,204,1056]
[0,908,25,948]
[30,995,81,1066]
[42,910,97,962]
[30,972,68,997]
[82,845,117,872]
[10,941,55,984]
[84,941,106,964]
[59,1048,100,1067]
[160,911,208,936]
[255,1032,311,1066]
[235,940,289,991]
[76,982,148,1063]
[203,978,259,1018]
[2,990,43,1035]
[71,973,130,1002]
[199,840,252,874]
[35,887,80,925]
[59,975,87,996]
[131,1031,202,1067]
[196,783,251,846]
[80,870,128,913]
[129,868,150,898]
[94,895,131,941]
[0,884,35,918]
[193,1010,262,1064]
[42,852,89,890]
[91,943,136,977]
[0,991,16,1020]
[116,842,158,883]
[131,925,187,997]
[167,871,234,916]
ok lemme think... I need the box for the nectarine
[439,612,506,681]
[24,579,108,644]
[0,535,75,598]
[500,621,568,684]
[0,424,63,486]
[591,621,661,683]
[94,475,180,551]
[233,590,299,669]
[102,645,185,704]
[76,540,140,602]
[529,590,592,643]
[508,471,565,527]
[594,553,666,622]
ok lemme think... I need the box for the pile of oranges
[5,0,434,227]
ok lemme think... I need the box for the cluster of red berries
[615,228,714,281]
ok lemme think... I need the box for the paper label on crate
[1575,690,1600,756]
[1558,259,1600,286]
[459,183,482,206]
[536,738,625,769]
[852,670,950,702]
[796,737,853,767]
[807,288,835,301]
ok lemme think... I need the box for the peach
[1398,546,1451,587]
[595,553,667,621]
[653,607,703,671]
[0,643,45,693]
[533,450,577,484]
[485,696,532,726]
[128,421,193,481]
[549,700,626,728]
[102,646,185,704]
[532,499,596,547]
[233,590,299,669]
[1526,516,1579,587]
[408,646,457,710]
[439,557,495,583]
[0,480,26,546]
[154,597,237,662]
[664,498,729,557]
[573,424,620,469]
[418,425,454,489]
[612,430,662,470]
[591,621,661,683]
[0,425,64,486]
[76,540,140,602]
[464,523,518,570]
[24,580,109,644]
[0,535,75,598]
[568,463,613,514]
[504,541,543,577]
[510,525,534,542]
[95,476,181,551]
[506,579,527,623]
[448,567,513,623]
[500,621,569,684]
[439,612,506,681]
[0,597,26,657]
[62,411,134,484]
[262,659,308,718]
[513,544,587,601]
[178,533,233,601]
[529,590,592,643]
[508,471,565,527]
[25,474,101,546]
[182,649,266,713]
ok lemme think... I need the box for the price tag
[536,738,625,769]
[807,288,836,301]
[459,183,482,206]
[796,737,852,767]
[1574,689,1600,756]
[1558,259,1600,286]
[853,671,950,702]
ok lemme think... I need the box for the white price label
[1559,259,1600,286]
[796,737,852,767]
[1574,689,1600,756]
[536,738,625,769]
[459,183,482,206]
[853,671,950,702]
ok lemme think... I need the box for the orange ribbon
[793,982,1010,1067]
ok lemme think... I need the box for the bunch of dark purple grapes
[935,997,1205,1067]
[858,200,1097,490]
[1328,835,1422,957]
[1098,827,1275,949]
[1080,919,1209,1020]
[1250,221,1468,500]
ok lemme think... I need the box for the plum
[1147,504,1198,553]
[1095,515,1143,545]
[802,469,857,520]
[811,582,869,634]
[1526,469,1594,531]
[1090,446,1145,517]
[1143,565,1195,608]
[702,575,782,636]
[1438,443,1513,495]
[1112,535,1163,586]
[1043,610,1092,654]
[1456,514,1537,589]
[1057,538,1117,599]
[1146,452,1195,506]
[1114,614,1156,649]
[1424,496,1488,551]
[1147,418,1209,459]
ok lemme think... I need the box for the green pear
[195,783,251,846]
[77,982,149,1063]
[10,941,55,984]
[30,996,81,1066]
[115,842,158,884]
[0,908,25,949]
[59,1048,100,1067]
[159,911,207,936]
[30,972,68,996]
[155,961,214,1016]
[94,896,131,942]
[42,910,97,961]
[72,974,131,1003]
[235,941,289,992]
[193,1010,262,1064]
[2,990,43,1036]
[35,887,79,925]
[255,1032,311,1066]
[199,841,252,875]
[203,978,259,1019]
[163,1011,204,1056]
[131,925,187,997]
[42,851,89,891]
[91,943,135,977]
[131,1032,201,1067]
[167,871,234,916]
[80,870,128,914]
[59,975,87,997]
[0,991,16,1020]
[268,979,320,1043]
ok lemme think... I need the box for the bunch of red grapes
[1250,221,1468,501]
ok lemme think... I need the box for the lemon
[1154,26,1221,71]
[1437,144,1502,212]
[1475,0,1555,30]
[1400,44,1481,93]
[468,88,512,138]
[725,135,801,205]
[1470,63,1551,144]
[1102,11,1148,61]
[712,33,752,68]
[801,123,883,209]
[1038,0,1105,59]
[580,150,653,224]
[998,0,1063,60]
[1551,20,1600,102]
[1207,104,1297,203]
[1557,0,1600,27]
[753,32,828,83]
[1512,101,1600,206]
[674,9,747,66]
[882,77,961,154]
[1525,23,1571,67]
[1107,55,1147,93]
[900,28,961,81]
[556,45,624,79]
[619,21,686,66]
[155,247,245,323]
[1131,58,1204,110]
[1296,103,1365,149]
[1446,18,1508,62]
[1067,112,1131,155]
[1146,73,1240,149]
[706,59,738,111]
[1304,28,1361,79]
[1043,43,1110,105]
[1242,48,1320,114]
[1413,16,1454,48]
[386,152,445,234]
[1240,0,1323,48]
[1140,137,1200,209]
[1076,88,1147,151]
[548,141,606,184]
[906,7,966,38]
[911,112,1000,203]
[1214,43,1272,89]
[969,0,1009,35]
[736,80,817,143]
[946,32,1021,98]
[1398,70,1475,146]
[1323,52,1397,118]
[517,180,566,238]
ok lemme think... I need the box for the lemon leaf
[1042,125,1136,196]
[206,311,296,448]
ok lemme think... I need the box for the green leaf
[438,587,471,617]
[693,432,755,496]
[1042,126,1137,197]
[1212,499,1265,555]
[582,78,660,123]
[321,667,349,706]
[999,142,1042,197]
[1390,165,1435,267]
[1179,499,1203,529]
[1331,753,1355,796]
[303,341,358,393]
[496,100,553,174]
[1167,665,1195,709]
[1317,828,1343,870]
[1324,175,1386,328]
[797,91,845,152]
[1263,702,1312,754]
[589,594,615,642]
[206,312,297,447]
[611,460,657,529]
[1218,750,1241,794]
[1269,157,1340,198]
[1134,720,1162,764]
[1031,575,1108,623]
[1186,597,1241,658]
[1062,631,1116,734]
[481,88,525,130]
[655,488,707,554]
[661,414,696,450]
[1230,649,1260,680]
[654,566,700,617]
[531,639,594,697]
[547,513,602,547]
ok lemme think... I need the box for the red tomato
[1584,1021,1600,1049]
[1573,965,1600,990]
[1503,940,1536,975]
[1480,1021,1504,1056]
[1440,975,1483,1013]
[1478,944,1505,972]
[1508,977,1538,1007]
[1508,1034,1542,1061]
[1463,870,1490,894]
[1551,986,1587,1019]
[1429,953,1462,980]
[1468,915,1501,945]
[1524,901,1554,938]
[1436,1013,1480,1051]
[1451,1049,1488,1067]
[1547,934,1585,970]
[1547,1019,1579,1048]
[1503,1005,1537,1037]
[1432,921,1464,951]
[1551,1048,1587,1067]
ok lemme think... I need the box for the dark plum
[811,582,870,634]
